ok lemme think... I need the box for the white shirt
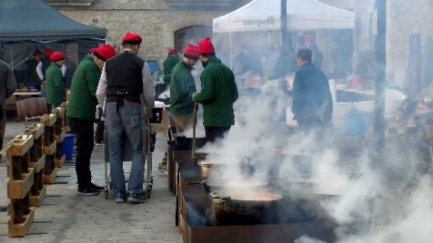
[36,62,67,80]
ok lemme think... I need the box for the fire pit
[207,191,283,226]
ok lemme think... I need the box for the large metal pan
[207,191,283,226]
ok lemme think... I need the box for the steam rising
[194,79,433,241]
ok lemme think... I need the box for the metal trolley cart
[103,119,157,199]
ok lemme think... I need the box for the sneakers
[90,183,104,191]
[95,142,104,146]
[127,193,146,204]
[77,187,100,196]
[115,193,125,203]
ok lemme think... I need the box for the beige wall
[58,0,232,66]
[386,0,433,89]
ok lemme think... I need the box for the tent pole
[373,0,386,162]
[229,14,233,69]
[10,45,14,70]
[281,0,289,70]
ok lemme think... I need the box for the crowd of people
[0,30,333,205]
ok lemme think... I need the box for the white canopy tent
[213,0,354,33]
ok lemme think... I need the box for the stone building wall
[386,0,433,89]
[56,0,244,65]
[351,0,433,89]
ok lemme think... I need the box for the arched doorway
[174,25,212,52]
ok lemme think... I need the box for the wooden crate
[29,185,47,207]
[43,166,58,185]
[40,114,56,127]
[43,142,56,155]
[54,154,65,168]
[8,135,34,157]
[25,124,47,207]
[8,193,35,237]
[7,169,34,199]
[6,135,36,237]
[55,131,66,144]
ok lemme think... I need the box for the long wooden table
[14,92,41,96]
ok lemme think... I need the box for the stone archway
[161,17,213,55]
[174,25,212,52]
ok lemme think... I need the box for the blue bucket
[344,112,370,137]
[62,133,75,161]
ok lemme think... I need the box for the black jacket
[292,63,332,119]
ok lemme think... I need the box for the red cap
[198,37,215,55]
[49,51,65,62]
[183,44,199,60]
[89,48,97,54]
[304,34,315,42]
[44,49,54,58]
[168,48,176,55]
[122,32,142,45]
[33,49,41,56]
[94,45,116,61]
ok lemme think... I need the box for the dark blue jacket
[292,63,332,118]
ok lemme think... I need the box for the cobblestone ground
[0,121,182,243]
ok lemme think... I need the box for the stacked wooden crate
[52,107,66,168]
[41,114,57,184]
[25,123,47,207]
[6,135,36,237]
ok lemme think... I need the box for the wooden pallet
[25,124,44,140]
[29,185,47,207]
[7,169,34,200]
[43,142,56,155]
[6,136,36,237]
[8,204,35,237]
[63,126,71,133]
[55,131,66,144]
[43,167,58,185]
[8,135,34,157]
[54,154,65,168]
[40,114,56,127]
[28,155,46,173]
[52,107,65,119]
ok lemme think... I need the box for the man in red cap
[158,44,199,173]
[38,49,67,101]
[45,51,66,111]
[96,32,155,203]
[162,48,180,86]
[193,37,238,143]
[67,44,116,195]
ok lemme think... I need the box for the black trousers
[95,108,105,143]
[69,118,95,189]
[95,120,105,143]
[205,126,231,143]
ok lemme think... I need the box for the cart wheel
[104,189,109,199]
[146,186,152,198]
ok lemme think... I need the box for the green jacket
[67,55,101,121]
[170,61,196,116]
[163,55,180,84]
[194,57,238,127]
[45,63,65,105]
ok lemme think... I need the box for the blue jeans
[105,102,145,194]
